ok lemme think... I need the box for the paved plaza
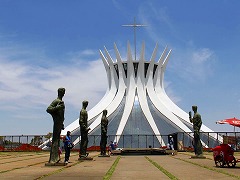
[1,151,240,179]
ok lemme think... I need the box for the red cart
[213,144,237,167]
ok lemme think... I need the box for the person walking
[169,135,174,150]
[109,141,116,155]
[64,131,73,163]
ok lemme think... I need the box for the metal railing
[0,132,239,151]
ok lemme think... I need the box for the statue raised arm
[190,105,203,157]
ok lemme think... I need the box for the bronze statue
[46,88,65,163]
[189,105,203,156]
[100,110,108,156]
[79,100,90,158]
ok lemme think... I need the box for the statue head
[192,105,198,112]
[82,100,88,108]
[103,109,108,116]
[58,88,65,98]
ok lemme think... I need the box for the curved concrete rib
[60,50,110,135]
[153,46,168,87]
[60,48,117,136]
[146,43,158,83]
[71,45,125,144]
[155,50,214,132]
[103,43,127,119]
[137,43,165,145]
[86,47,118,119]
[87,44,127,134]
[146,49,188,132]
[115,42,136,143]
[154,48,220,142]
[154,49,192,122]
[145,46,201,145]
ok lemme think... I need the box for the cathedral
[57,42,218,149]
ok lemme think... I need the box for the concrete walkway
[0,151,240,179]
[111,156,167,179]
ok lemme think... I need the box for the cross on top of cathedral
[122,17,147,61]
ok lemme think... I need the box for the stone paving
[1,151,240,179]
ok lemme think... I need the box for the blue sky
[0,0,240,135]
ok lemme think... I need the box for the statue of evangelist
[100,110,109,156]
[79,100,90,158]
[189,105,203,157]
[46,88,65,164]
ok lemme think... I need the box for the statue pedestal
[78,156,93,161]
[190,155,206,159]
[45,162,67,166]
[98,154,110,157]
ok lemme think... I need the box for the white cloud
[164,81,182,104]
[112,0,122,12]
[192,48,214,64]
[79,49,96,56]
[170,47,216,82]
[0,45,108,135]
[137,3,216,82]
[137,2,175,48]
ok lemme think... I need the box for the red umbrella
[216,117,240,128]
